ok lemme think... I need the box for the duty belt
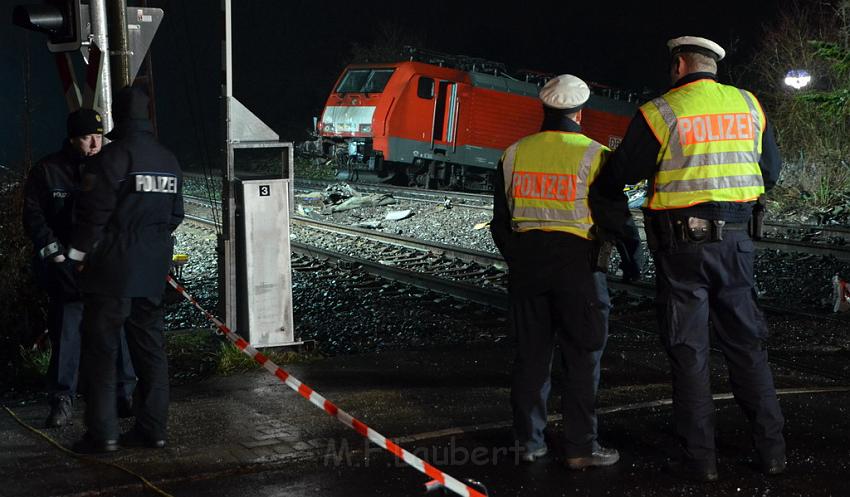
[672,217,748,243]
[643,212,750,251]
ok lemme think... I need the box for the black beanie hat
[67,108,104,138]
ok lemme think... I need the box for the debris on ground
[832,274,850,312]
[323,183,361,204]
[353,220,383,229]
[330,194,396,213]
[384,209,414,221]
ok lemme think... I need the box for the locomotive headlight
[359,123,372,133]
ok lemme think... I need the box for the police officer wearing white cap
[491,74,633,470]
[589,36,785,481]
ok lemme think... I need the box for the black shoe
[117,397,134,419]
[761,455,786,475]
[44,396,73,428]
[72,433,119,454]
[565,446,620,470]
[666,459,719,482]
[120,428,166,449]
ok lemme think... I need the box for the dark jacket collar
[672,72,718,89]
[540,113,582,133]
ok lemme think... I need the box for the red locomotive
[318,51,638,190]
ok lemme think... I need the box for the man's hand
[52,254,66,263]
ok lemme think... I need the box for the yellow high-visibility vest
[502,131,609,239]
[640,78,766,210]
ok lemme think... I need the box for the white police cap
[667,36,725,61]
[539,74,590,112]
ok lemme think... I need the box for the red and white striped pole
[82,43,104,111]
[166,275,487,497]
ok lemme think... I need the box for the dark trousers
[653,230,785,465]
[510,270,610,458]
[46,297,136,402]
[80,294,168,441]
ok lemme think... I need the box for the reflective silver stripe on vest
[39,242,61,259]
[516,220,594,233]
[661,150,760,170]
[738,89,763,162]
[650,97,683,165]
[655,174,764,193]
[511,141,601,224]
[502,143,519,214]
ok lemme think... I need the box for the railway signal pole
[106,0,129,92]
[12,0,161,133]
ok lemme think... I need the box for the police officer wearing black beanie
[68,88,184,453]
[23,108,137,428]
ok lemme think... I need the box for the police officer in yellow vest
[491,74,632,470]
[589,37,785,481]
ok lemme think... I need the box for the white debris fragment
[385,209,414,221]
[832,274,850,312]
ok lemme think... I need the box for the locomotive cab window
[336,68,395,93]
[417,77,434,99]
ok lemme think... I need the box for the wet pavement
[2,327,849,497]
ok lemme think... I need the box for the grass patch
[167,329,319,380]
[295,156,336,180]
[16,346,50,387]
[216,342,258,374]
[216,342,316,375]
[166,330,221,382]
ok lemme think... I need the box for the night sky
[1,0,784,171]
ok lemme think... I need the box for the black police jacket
[23,142,86,299]
[71,120,184,297]
[23,142,83,259]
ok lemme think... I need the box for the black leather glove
[50,258,81,301]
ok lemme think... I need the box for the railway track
[182,194,850,305]
[184,198,508,308]
[294,178,493,210]
[184,193,850,325]
[182,196,850,383]
[182,172,493,210]
[185,172,850,260]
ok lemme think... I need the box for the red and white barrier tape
[166,275,487,497]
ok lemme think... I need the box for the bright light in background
[784,69,812,89]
